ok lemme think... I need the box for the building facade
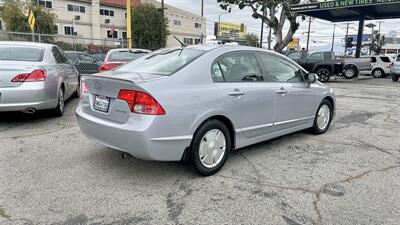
[0,0,206,48]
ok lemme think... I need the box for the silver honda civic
[0,42,79,116]
[76,45,336,176]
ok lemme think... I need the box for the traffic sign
[28,10,36,32]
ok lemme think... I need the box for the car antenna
[173,35,187,47]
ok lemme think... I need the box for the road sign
[287,38,300,49]
[28,10,36,32]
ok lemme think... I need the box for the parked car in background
[98,48,151,72]
[76,46,336,176]
[65,51,102,75]
[343,56,371,78]
[286,51,345,82]
[390,54,400,81]
[91,53,106,62]
[0,42,79,116]
[370,55,392,78]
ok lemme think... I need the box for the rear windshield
[380,57,391,63]
[0,45,45,62]
[117,48,206,75]
[397,56,400,62]
[108,51,149,62]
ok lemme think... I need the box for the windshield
[116,48,206,75]
[0,45,44,62]
[108,51,149,62]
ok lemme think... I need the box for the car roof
[108,48,151,53]
[0,41,55,49]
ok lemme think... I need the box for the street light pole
[201,0,204,17]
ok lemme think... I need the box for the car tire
[391,74,399,82]
[72,78,80,98]
[311,99,333,135]
[190,120,231,176]
[344,66,357,79]
[372,68,385,78]
[316,68,331,83]
[51,87,65,117]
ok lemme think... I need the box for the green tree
[217,0,309,53]
[0,0,56,34]
[244,33,259,47]
[131,3,169,50]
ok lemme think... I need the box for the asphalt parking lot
[1,76,399,225]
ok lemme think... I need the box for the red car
[99,48,151,72]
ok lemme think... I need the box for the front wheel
[391,74,399,82]
[311,99,333,134]
[316,68,331,83]
[190,120,231,176]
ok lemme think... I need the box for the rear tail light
[80,82,89,98]
[390,62,394,68]
[99,63,122,72]
[12,69,46,82]
[117,89,165,115]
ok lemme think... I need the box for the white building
[0,0,207,48]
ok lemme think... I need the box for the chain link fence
[0,31,131,55]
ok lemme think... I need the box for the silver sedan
[0,42,79,116]
[76,45,336,176]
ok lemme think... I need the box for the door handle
[228,89,245,97]
[276,87,287,94]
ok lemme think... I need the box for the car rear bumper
[0,83,58,112]
[75,105,192,161]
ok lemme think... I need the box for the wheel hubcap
[199,129,226,168]
[318,71,329,80]
[345,69,354,77]
[317,105,330,130]
[59,90,64,112]
[374,70,382,77]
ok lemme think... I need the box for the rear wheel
[372,68,385,78]
[344,66,357,79]
[51,87,65,117]
[190,120,231,176]
[311,99,333,134]
[316,68,331,83]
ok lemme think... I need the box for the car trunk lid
[81,72,165,123]
[0,61,40,87]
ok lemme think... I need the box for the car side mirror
[305,73,317,83]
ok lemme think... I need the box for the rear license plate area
[93,95,110,112]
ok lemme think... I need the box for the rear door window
[380,57,391,63]
[308,52,323,60]
[0,45,44,61]
[370,57,377,63]
[52,47,68,64]
[213,52,263,82]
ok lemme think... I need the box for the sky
[158,0,400,51]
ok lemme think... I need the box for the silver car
[391,54,400,81]
[76,46,336,176]
[0,42,79,116]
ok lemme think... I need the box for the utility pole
[378,21,383,35]
[201,0,204,17]
[126,0,132,48]
[260,5,265,48]
[306,16,312,52]
[331,23,336,52]
[344,22,349,56]
[268,26,272,50]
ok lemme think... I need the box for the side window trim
[210,50,264,83]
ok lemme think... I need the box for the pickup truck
[286,51,371,82]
